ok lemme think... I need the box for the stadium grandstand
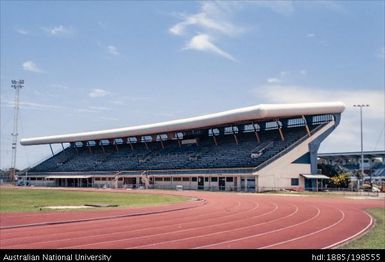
[19,102,345,192]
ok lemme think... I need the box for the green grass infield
[0,187,189,213]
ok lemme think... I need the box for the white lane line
[131,202,289,249]
[260,207,345,249]
[3,200,245,248]
[322,209,373,249]
[64,200,263,249]
[194,205,320,249]
[2,198,239,244]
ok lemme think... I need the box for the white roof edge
[20,101,345,146]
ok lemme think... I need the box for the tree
[329,173,349,188]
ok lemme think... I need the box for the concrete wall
[256,121,335,190]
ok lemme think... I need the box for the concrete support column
[244,177,248,192]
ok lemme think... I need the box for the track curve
[0,190,383,249]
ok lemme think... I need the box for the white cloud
[377,47,385,59]
[252,84,382,118]
[88,89,111,98]
[22,61,44,73]
[169,2,243,37]
[16,28,29,35]
[306,33,315,38]
[107,45,120,56]
[169,2,241,61]
[266,78,281,84]
[41,25,74,36]
[251,84,384,152]
[184,34,236,62]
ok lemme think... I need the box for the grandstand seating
[372,168,385,177]
[30,126,311,172]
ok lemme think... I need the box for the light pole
[10,80,24,183]
[353,104,370,191]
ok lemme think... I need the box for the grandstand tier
[20,102,345,192]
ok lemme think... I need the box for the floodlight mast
[353,104,369,191]
[10,80,24,182]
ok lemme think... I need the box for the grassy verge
[0,188,189,213]
[341,208,385,249]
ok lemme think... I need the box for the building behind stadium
[19,102,345,192]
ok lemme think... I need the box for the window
[173,177,182,182]
[182,177,190,182]
[155,177,163,182]
[291,178,299,186]
[211,177,218,182]
[164,177,171,182]
[205,177,209,182]
[192,177,197,182]
[226,177,233,182]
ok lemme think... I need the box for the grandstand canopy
[21,102,345,146]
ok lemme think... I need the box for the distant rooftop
[318,151,385,158]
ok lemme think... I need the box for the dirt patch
[43,206,96,209]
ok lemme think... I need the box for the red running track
[0,190,383,249]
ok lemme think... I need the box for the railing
[254,123,328,172]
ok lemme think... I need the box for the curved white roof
[20,101,345,146]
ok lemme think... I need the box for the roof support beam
[153,135,164,149]
[143,140,149,150]
[49,144,54,156]
[86,141,92,153]
[252,122,260,143]
[100,141,105,154]
[276,120,284,141]
[213,135,218,146]
[278,127,284,141]
[110,139,119,153]
[302,115,311,137]
[231,126,239,145]
[128,139,134,151]
[176,132,182,147]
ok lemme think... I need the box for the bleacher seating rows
[30,126,310,172]
[372,168,385,177]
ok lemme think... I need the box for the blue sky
[1,1,384,169]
